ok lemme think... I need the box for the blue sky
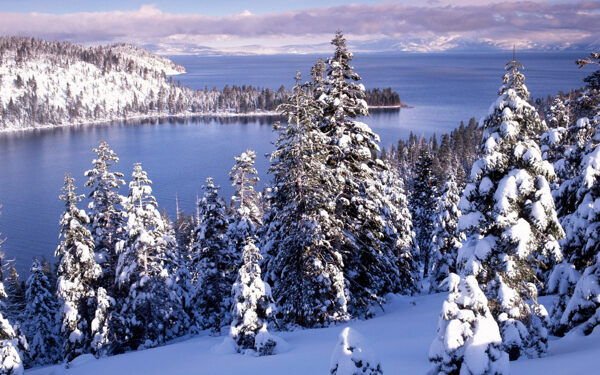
[0,1,596,54]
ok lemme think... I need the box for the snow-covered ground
[25,293,600,375]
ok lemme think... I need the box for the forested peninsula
[0,37,403,131]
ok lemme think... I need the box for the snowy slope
[25,293,600,375]
[0,38,284,131]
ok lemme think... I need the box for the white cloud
[0,2,597,54]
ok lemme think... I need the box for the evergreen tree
[554,117,600,271]
[55,173,102,362]
[0,279,23,375]
[318,31,409,312]
[3,266,25,325]
[379,164,417,294]
[227,149,262,270]
[456,58,564,360]
[89,286,112,356]
[229,238,277,356]
[556,125,600,335]
[263,72,348,327]
[411,147,437,279]
[114,163,182,351]
[84,140,125,294]
[429,174,464,292]
[190,177,233,333]
[0,222,24,375]
[540,96,570,185]
[2,265,28,364]
[173,210,195,254]
[428,274,509,375]
[546,262,580,335]
[560,253,600,335]
[22,258,61,367]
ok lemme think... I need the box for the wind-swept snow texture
[25,293,600,375]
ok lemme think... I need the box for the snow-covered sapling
[429,274,509,375]
[230,238,277,356]
[330,327,383,375]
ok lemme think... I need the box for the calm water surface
[0,52,592,274]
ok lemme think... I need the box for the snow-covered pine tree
[573,52,600,119]
[90,286,112,356]
[429,174,464,292]
[230,238,277,356]
[114,163,182,351]
[0,277,23,375]
[2,264,29,366]
[0,223,24,375]
[318,31,409,312]
[227,149,262,271]
[159,209,191,339]
[411,147,438,279]
[55,173,102,362]
[540,97,570,188]
[546,262,580,335]
[456,57,564,360]
[560,253,600,335]
[554,117,600,271]
[263,72,348,327]
[428,274,509,375]
[22,258,61,367]
[556,123,600,335]
[3,266,25,325]
[84,141,125,294]
[330,327,383,375]
[190,177,233,333]
[379,163,416,294]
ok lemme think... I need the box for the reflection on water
[0,111,411,274]
[1,50,590,274]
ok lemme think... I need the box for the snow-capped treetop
[320,31,369,128]
[84,140,125,297]
[84,141,125,244]
[127,162,156,211]
[116,162,167,286]
[229,149,262,229]
[499,52,530,99]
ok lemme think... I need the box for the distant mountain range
[145,37,599,56]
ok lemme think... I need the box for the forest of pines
[1,33,600,375]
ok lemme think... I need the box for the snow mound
[330,327,383,375]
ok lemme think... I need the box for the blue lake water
[0,51,592,274]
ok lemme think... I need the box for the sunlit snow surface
[26,293,600,375]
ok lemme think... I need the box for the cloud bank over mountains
[0,1,597,54]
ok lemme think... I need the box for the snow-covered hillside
[0,37,287,131]
[24,293,600,375]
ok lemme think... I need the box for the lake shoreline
[369,103,413,109]
[0,105,407,134]
[0,110,281,134]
